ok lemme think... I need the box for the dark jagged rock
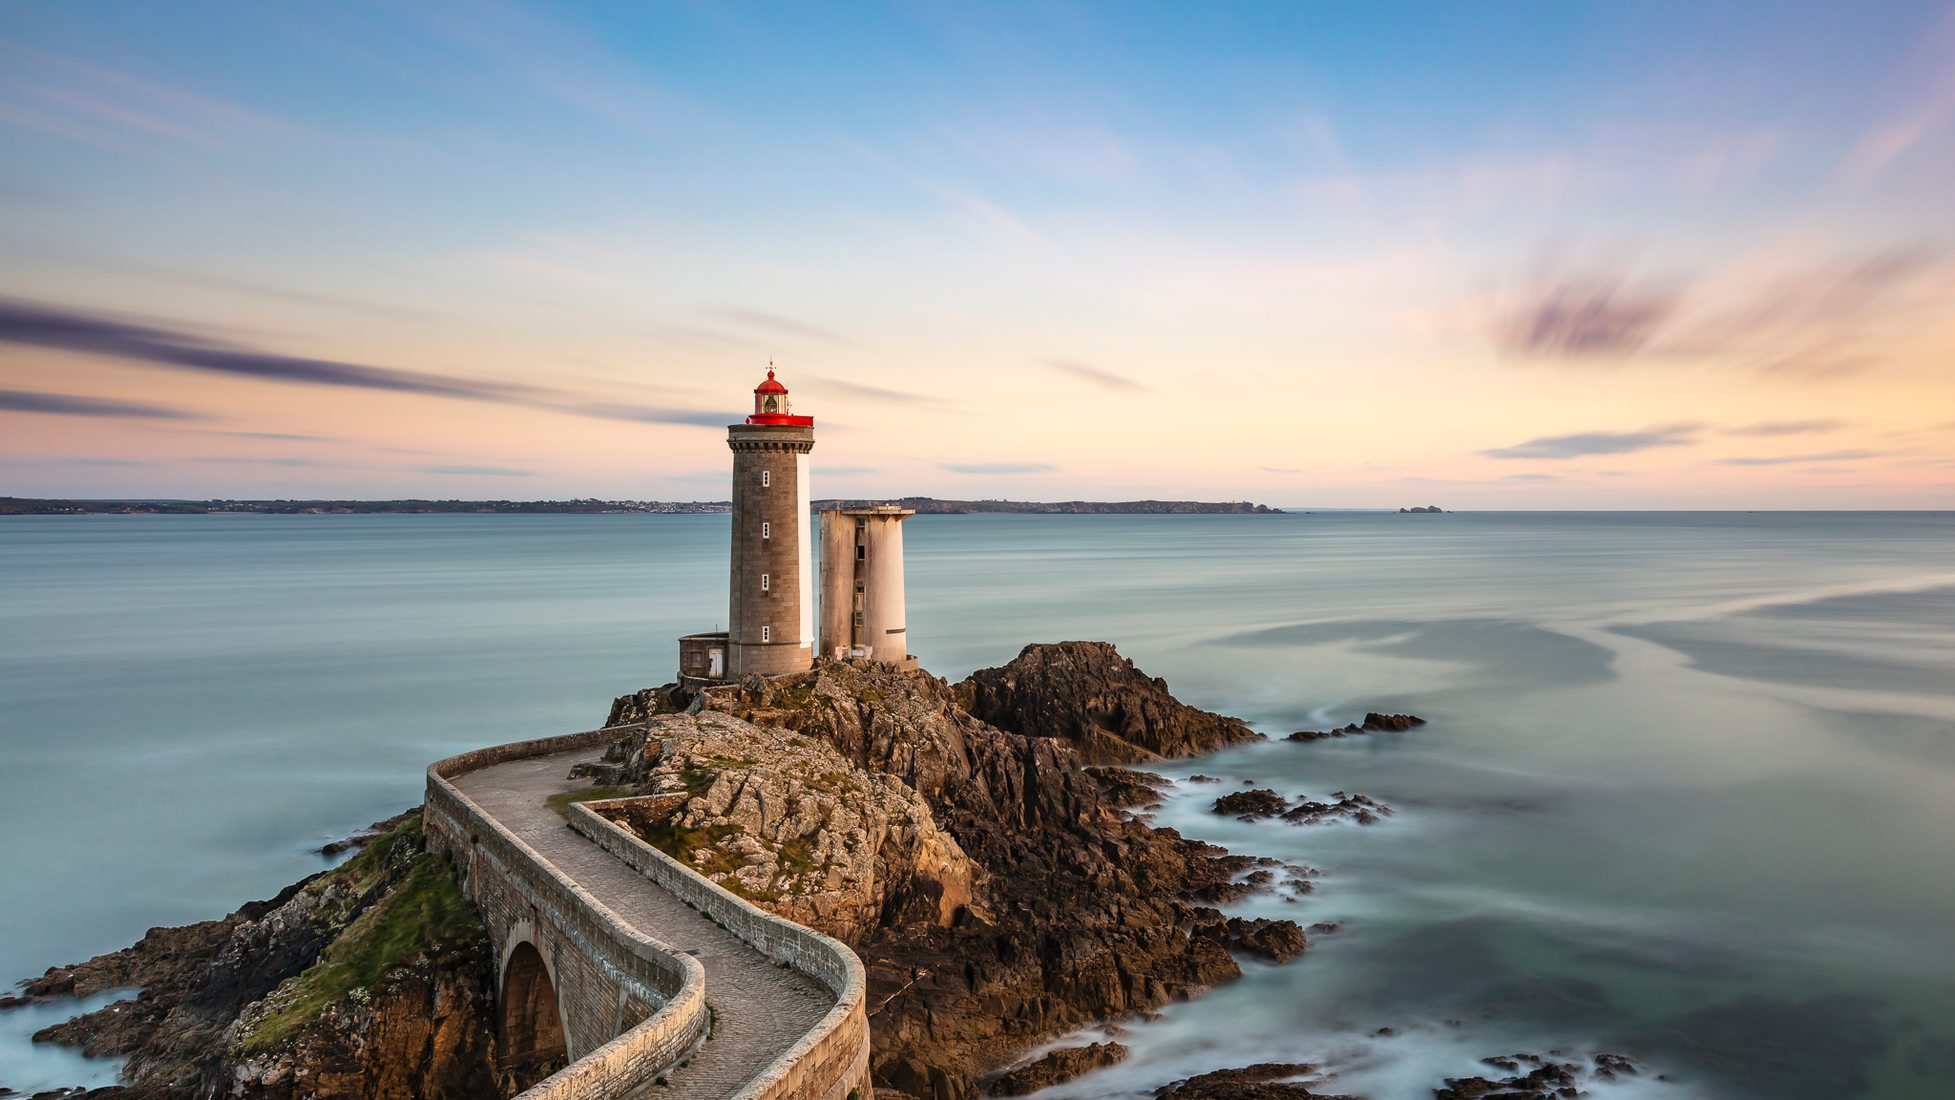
[989,1042,1130,1096]
[19,813,497,1100]
[312,807,419,857]
[1213,789,1290,820]
[954,641,1263,763]
[1288,713,1426,741]
[1152,1062,1358,1100]
[1434,1053,1642,1099]
[1282,792,1393,826]
[1191,915,1308,963]
[1211,789,1392,826]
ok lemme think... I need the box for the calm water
[2,512,1952,1097]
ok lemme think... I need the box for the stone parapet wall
[426,725,872,1100]
[424,728,710,1099]
[571,800,873,1100]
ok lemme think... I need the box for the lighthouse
[715,369,817,678]
[676,368,916,683]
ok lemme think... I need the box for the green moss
[639,820,746,880]
[857,688,886,704]
[544,785,632,817]
[240,850,488,1055]
[676,764,718,799]
[772,683,819,710]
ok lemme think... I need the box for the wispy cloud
[0,42,292,155]
[0,296,545,400]
[0,297,731,429]
[707,308,852,346]
[1837,8,1955,186]
[1503,473,1564,481]
[1259,465,1301,474]
[799,374,939,407]
[940,461,1056,475]
[1486,247,1946,377]
[1493,275,1679,357]
[560,402,730,427]
[414,464,537,476]
[194,455,357,468]
[1725,419,1851,437]
[822,465,879,476]
[1046,359,1146,392]
[1715,449,1893,466]
[0,388,204,420]
[1480,423,1703,460]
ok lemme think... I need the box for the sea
[2,511,1952,1098]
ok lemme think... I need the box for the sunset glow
[3,2,1953,506]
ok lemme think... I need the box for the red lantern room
[746,368,813,426]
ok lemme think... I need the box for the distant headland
[0,496,1282,516]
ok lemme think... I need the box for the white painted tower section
[796,460,814,647]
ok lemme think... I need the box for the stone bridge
[424,726,873,1100]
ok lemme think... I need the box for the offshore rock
[1434,1052,1642,1098]
[954,641,1263,763]
[1152,1063,1358,1100]
[1287,713,1426,741]
[19,813,496,1100]
[1213,789,1289,820]
[988,1042,1130,1096]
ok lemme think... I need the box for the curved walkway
[452,747,835,1099]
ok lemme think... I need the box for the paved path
[454,749,834,1100]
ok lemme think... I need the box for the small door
[708,648,724,678]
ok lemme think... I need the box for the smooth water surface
[2,512,1952,1097]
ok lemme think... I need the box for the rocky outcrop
[954,641,1262,762]
[16,813,497,1100]
[597,710,979,944]
[1212,789,1392,826]
[1288,713,1426,742]
[1434,1052,1642,1098]
[1152,1063,1357,1100]
[601,645,1302,1099]
[988,1042,1129,1096]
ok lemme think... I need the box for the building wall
[726,424,814,677]
[857,516,908,663]
[815,510,910,665]
[816,512,854,660]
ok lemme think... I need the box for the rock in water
[1152,1062,1358,1099]
[989,1042,1130,1095]
[954,641,1263,762]
[1212,789,1289,820]
[1287,713,1425,741]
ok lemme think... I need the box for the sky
[2,1,1953,508]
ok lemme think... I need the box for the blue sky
[3,1,1953,505]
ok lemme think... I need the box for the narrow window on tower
[762,521,771,540]
[762,625,771,642]
[761,470,771,488]
[761,573,770,592]
[856,545,866,561]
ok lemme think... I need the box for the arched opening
[498,941,567,1091]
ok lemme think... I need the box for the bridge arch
[499,935,568,1090]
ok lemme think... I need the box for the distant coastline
[0,496,1282,516]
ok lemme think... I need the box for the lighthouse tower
[724,369,815,677]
